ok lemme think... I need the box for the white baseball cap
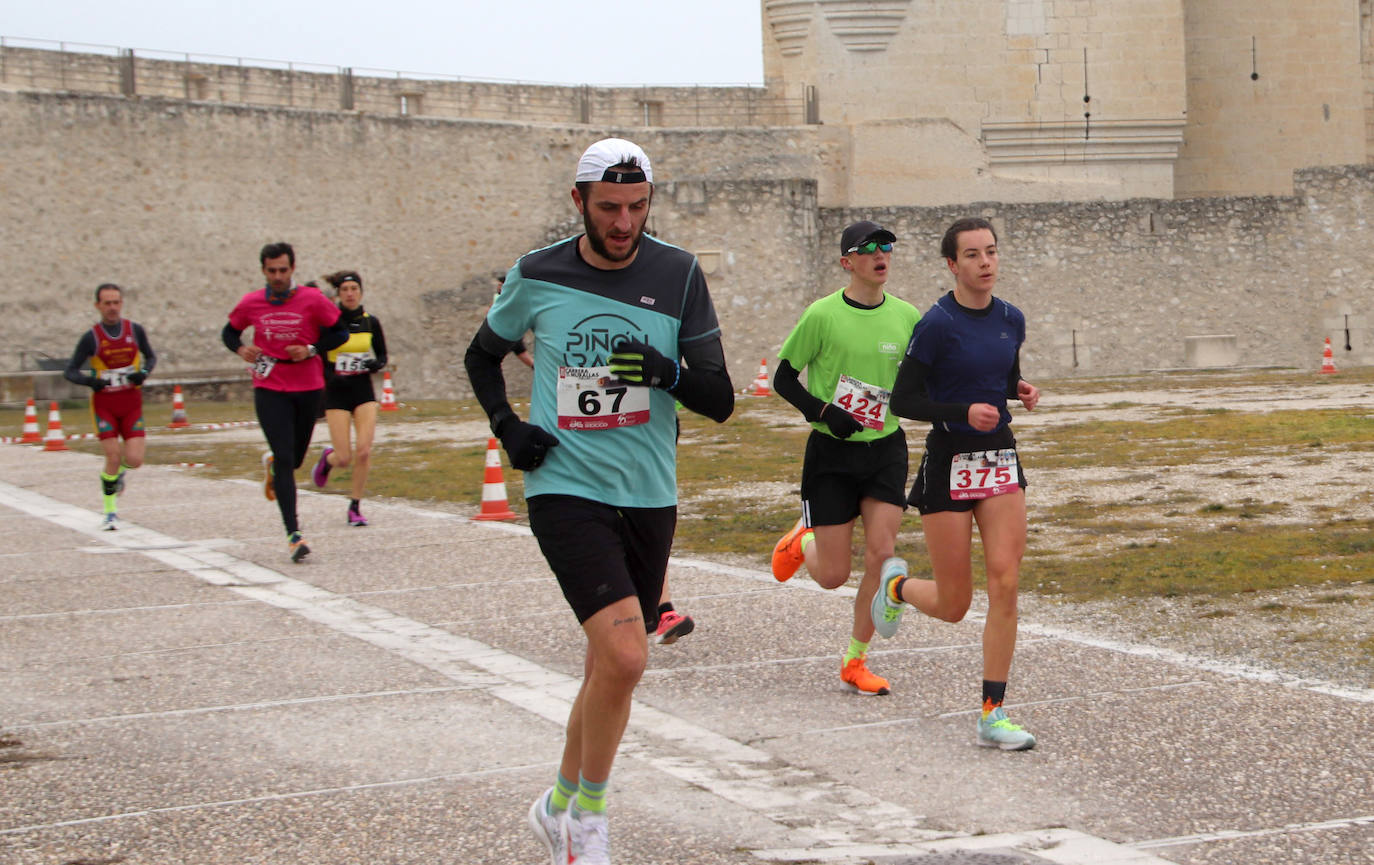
[575,138,653,185]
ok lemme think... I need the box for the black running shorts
[910,426,1027,515]
[799,428,908,527]
[323,374,377,412]
[526,494,676,632]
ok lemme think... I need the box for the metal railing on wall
[0,36,817,127]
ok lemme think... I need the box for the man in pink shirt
[223,242,347,561]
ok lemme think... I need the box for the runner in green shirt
[770,221,922,695]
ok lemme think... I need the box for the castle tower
[1175,0,1367,197]
[762,0,1190,207]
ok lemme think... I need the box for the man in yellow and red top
[64,282,158,530]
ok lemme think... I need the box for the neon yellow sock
[100,471,119,513]
[843,637,869,664]
[549,772,576,814]
[574,774,607,814]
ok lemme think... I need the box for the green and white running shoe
[870,556,907,639]
[977,706,1036,751]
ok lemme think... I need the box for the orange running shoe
[262,452,276,501]
[840,655,890,695]
[771,517,812,582]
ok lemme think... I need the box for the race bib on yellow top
[334,351,374,375]
[556,365,650,430]
[833,373,889,431]
[949,449,1019,501]
[252,355,277,380]
[99,365,137,391]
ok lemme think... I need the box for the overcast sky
[6,1,765,85]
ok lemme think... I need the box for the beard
[582,209,644,264]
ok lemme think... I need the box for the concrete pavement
[0,441,1370,864]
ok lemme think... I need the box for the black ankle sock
[982,680,1007,707]
[657,602,674,615]
[350,499,361,510]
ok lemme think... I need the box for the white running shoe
[568,809,610,865]
[527,787,570,865]
[977,706,1037,751]
[871,556,908,639]
[101,512,120,531]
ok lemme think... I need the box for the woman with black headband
[311,269,389,526]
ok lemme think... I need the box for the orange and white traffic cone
[747,358,772,397]
[43,402,68,452]
[379,371,399,411]
[1320,337,1337,374]
[168,385,190,428]
[472,437,517,521]
[20,398,41,443]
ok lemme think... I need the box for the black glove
[364,359,385,373]
[496,417,560,471]
[821,403,863,439]
[89,377,108,391]
[127,371,147,386]
[609,339,677,389]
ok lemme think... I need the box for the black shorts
[526,494,676,632]
[799,428,908,527]
[910,426,1027,515]
[323,374,377,412]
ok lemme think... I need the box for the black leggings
[255,387,321,535]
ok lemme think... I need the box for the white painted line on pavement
[755,826,1176,863]
[8,686,469,730]
[1132,813,1374,850]
[0,598,255,621]
[0,760,558,837]
[666,556,1374,704]
[637,639,1042,680]
[783,680,1208,739]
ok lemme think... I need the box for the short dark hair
[940,217,997,261]
[260,242,295,266]
[325,270,363,291]
[94,282,122,302]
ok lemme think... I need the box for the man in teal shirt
[464,138,734,865]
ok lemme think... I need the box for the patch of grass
[1031,408,1374,470]
[1021,519,1374,600]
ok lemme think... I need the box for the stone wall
[0,90,822,399]
[828,165,1374,376]
[0,44,808,127]
[3,89,1373,406]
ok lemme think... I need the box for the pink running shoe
[654,610,695,645]
[311,447,334,488]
